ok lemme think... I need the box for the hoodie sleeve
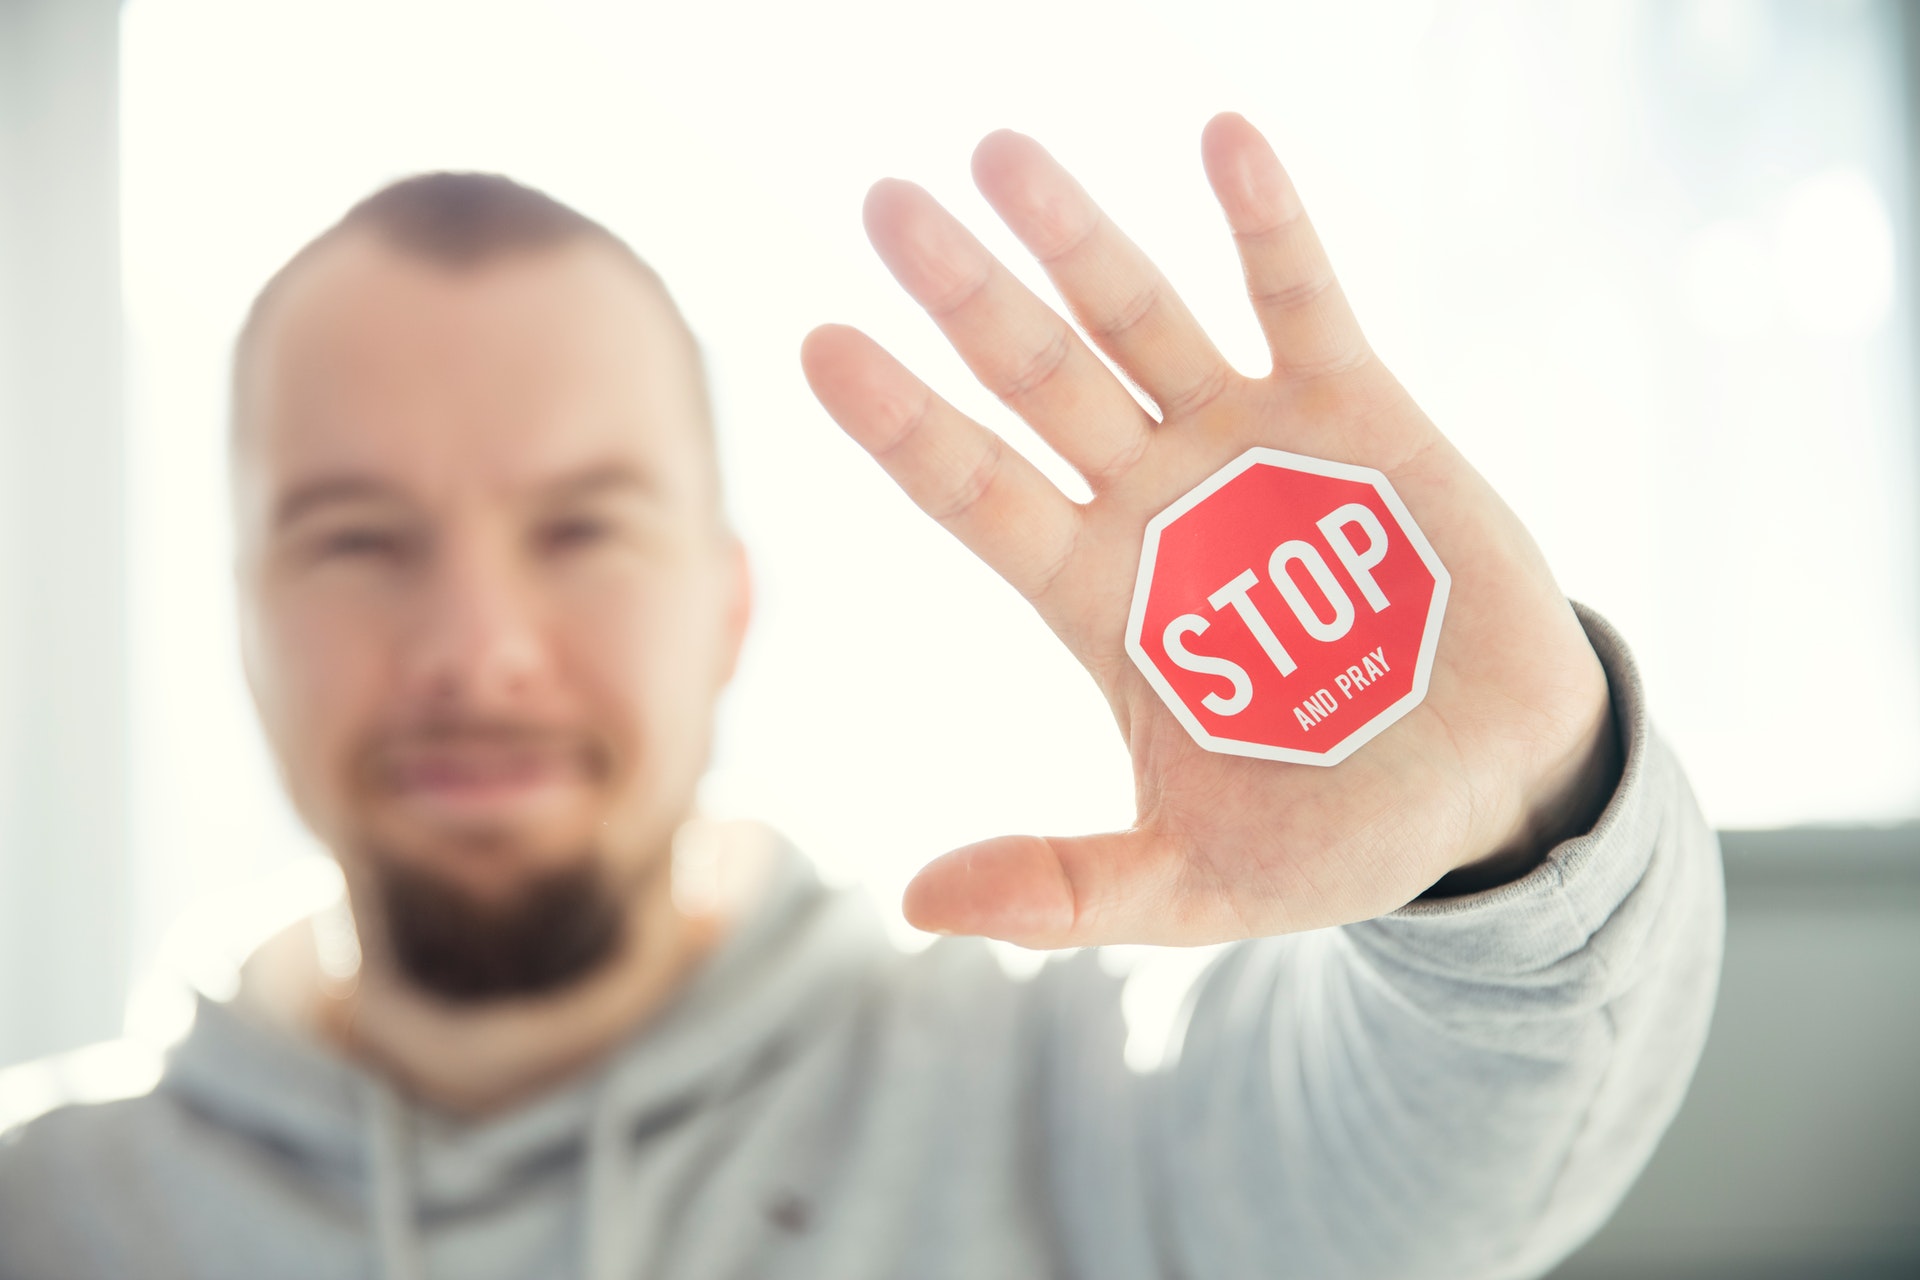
[1141,603,1726,1280]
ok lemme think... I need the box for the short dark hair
[231,171,721,514]
[327,170,631,269]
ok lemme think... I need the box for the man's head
[231,174,749,1002]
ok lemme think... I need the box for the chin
[363,836,633,1003]
[387,826,602,903]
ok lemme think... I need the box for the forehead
[236,234,711,517]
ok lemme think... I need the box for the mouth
[380,739,590,827]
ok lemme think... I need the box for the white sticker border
[1122,446,1452,767]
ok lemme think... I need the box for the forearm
[1150,607,1726,1279]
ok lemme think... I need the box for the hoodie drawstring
[580,1067,631,1280]
[361,1071,627,1280]
[364,1078,422,1280]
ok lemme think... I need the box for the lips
[377,737,589,824]
[393,747,567,790]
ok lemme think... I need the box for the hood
[158,833,891,1280]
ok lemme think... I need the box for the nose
[405,533,550,711]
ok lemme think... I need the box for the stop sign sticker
[1124,447,1449,766]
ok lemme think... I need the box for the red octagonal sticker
[1125,447,1449,766]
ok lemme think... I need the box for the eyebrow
[273,474,406,531]
[271,460,664,532]
[541,459,663,505]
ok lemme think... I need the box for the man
[0,114,1723,1278]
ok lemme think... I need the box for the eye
[319,528,406,560]
[541,516,612,553]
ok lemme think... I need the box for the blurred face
[233,234,748,999]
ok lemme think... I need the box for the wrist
[1429,671,1623,898]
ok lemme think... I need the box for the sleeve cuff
[1351,600,1688,977]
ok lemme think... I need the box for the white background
[119,0,1920,993]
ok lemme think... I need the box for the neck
[322,861,718,1118]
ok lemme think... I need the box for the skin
[801,113,1619,947]
[234,234,749,1113]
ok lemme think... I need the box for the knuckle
[922,262,994,319]
[1159,363,1233,420]
[1085,280,1160,343]
[1234,197,1308,245]
[1025,513,1082,603]
[1273,343,1374,384]
[990,328,1073,402]
[1082,428,1151,490]
[1029,200,1102,265]
[927,435,1004,523]
[871,384,935,456]
[1249,269,1337,315]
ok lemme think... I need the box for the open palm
[801,113,1618,948]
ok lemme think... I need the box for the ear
[234,547,270,721]
[229,459,277,725]
[714,536,753,687]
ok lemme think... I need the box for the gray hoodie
[0,607,1725,1279]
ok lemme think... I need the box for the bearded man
[0,115,1722,1280]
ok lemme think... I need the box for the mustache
[376,718,582,745]
[354,719,615,783]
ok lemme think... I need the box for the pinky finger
[802,324,1083,605]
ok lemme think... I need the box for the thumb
[902,829,1201,948]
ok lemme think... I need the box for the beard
[342,714,652,1002]
[368,845,632,1003]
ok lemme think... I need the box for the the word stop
[1123,447,1449,765]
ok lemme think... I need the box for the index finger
[1201,113,1372,383]
[801,324,1084,610]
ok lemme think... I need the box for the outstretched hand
[801,113,1618,948]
